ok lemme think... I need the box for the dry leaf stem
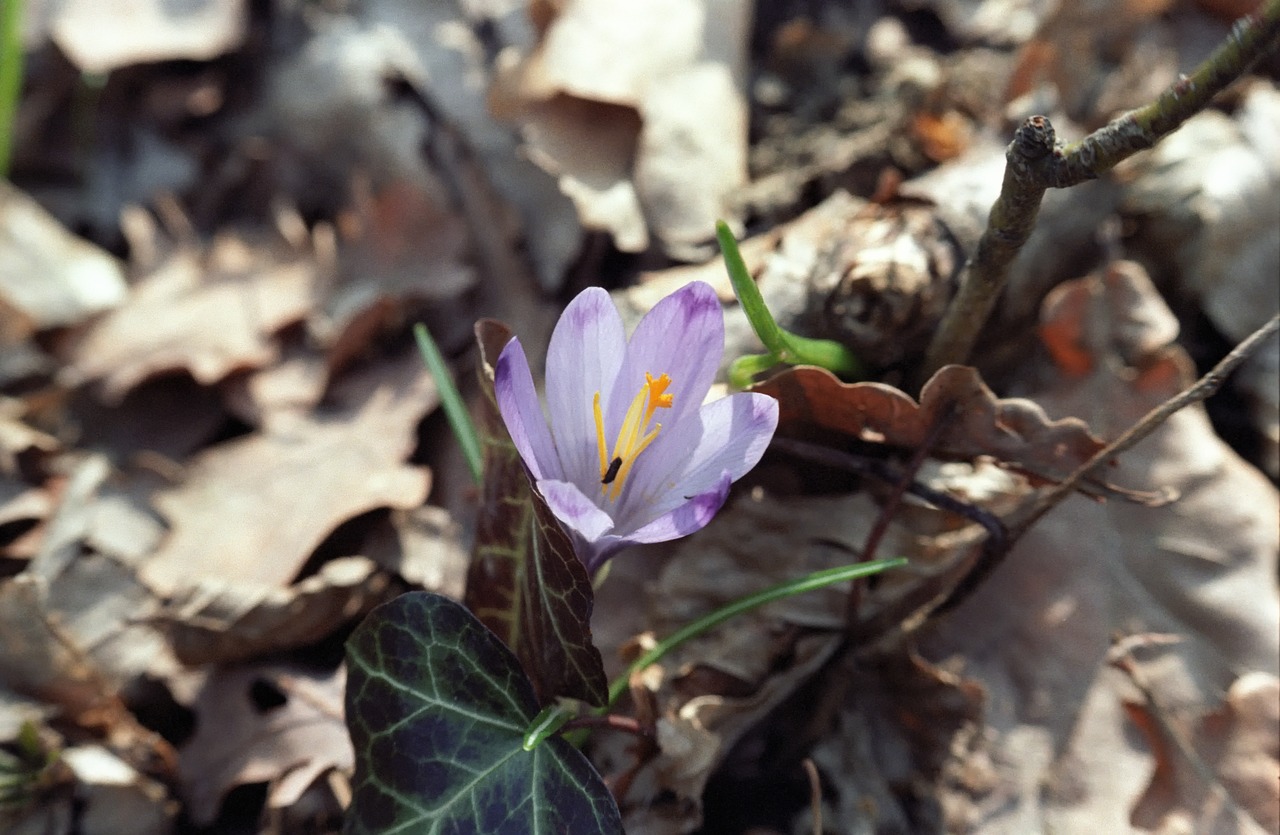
[934,314,1280,617]
[920,0,1280,380]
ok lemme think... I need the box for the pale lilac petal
[616,392,778,529]
[536,479,616,544]
[495,337,561,481]
[606,282,723,433]
[622,473,733,545]
[537,479,625,570]
[545,288,627,492]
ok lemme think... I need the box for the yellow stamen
[593,392,608,479]
[592,372,674,501]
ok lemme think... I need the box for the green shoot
[0,0,25,177]
[413,323,483,485]
[716,220,864,386]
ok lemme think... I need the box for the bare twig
[932,314,1280,616]
[847,408,952,626]
[920,0,1280,379]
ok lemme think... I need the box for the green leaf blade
[344,592,621,834]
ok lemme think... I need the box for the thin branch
[932,314,1279,617]
[920,0,1280,379]
[1007,314,1279,543]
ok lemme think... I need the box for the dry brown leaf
[519,96,647,252]
[362,505,469,598]
[142,351,436,593]
[326,179,476,372]
[1118,661,1279,834]
[39,0,247,74]
[178,663,350,826]
[70,232,318,402]
[0,181,127,343]
[754,363,1107,487]
[906,265,1280,833]
[1121,85,1280,477]
[157,556,396,667]
[495,0,751,256]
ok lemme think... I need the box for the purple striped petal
[536,479,616,561]
[495,337,561,481]
[615,391,778,530]
[622,472,733,545]
[545,288,627,492]
[606,282,723,433]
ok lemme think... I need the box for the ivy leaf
[463,320,608,707]
[344,592,622,834]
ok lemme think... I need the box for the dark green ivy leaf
[344,592,622,834]
[463,319,607,708]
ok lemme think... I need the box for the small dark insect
[601,456,623,484]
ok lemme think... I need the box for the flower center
[593,372,673,502]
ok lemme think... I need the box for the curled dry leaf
[157,557,397,667]
[753,363,1107,488]
[1113,648,1279,834]
[70,231,319,402]
[142,351,435,593]
[494,0,751,256]
[0,182,127,342]
[178,664,351,826]
[36,0,247,73]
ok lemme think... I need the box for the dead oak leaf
[142,353,435,593]
[157,556,396,667]
[70,232,318,402]
[1123,671,1279,834]
[178,663,350,826]
[754,363,1106,487]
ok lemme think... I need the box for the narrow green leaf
[344,592,622,834]
[605,557,908,707]
[463,320,608,707]
[0,0,25,177]
[413,323,483,485]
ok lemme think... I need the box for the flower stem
[413,322,483,485]
[602,557,906,708]
[715,221,864,384]
[0,0,24,177]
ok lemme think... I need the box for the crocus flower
[495,281,779,574]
